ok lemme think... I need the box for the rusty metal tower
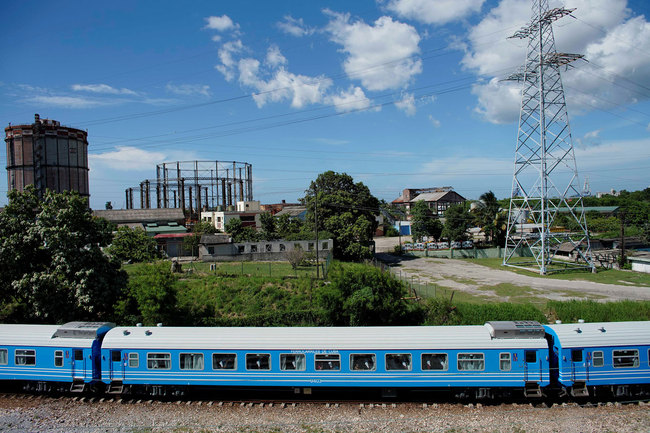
[503,0,594,274]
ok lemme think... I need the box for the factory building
[5,114,89,199]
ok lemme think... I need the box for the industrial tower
[503,0,594,274]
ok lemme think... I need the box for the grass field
[463,257,650,287]
[125,260,324,279]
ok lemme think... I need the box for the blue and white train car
[100,321,550,398]
[0,322,114,392]
[544,321,650,397]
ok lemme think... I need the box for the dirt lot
[374,237,650,303]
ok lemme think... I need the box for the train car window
[386,354,411,371]
[15,349,36,366]
[315,354,340,371]
[280,354,306,371]
[499,353,511,371]
[351,354,376,371]
[74,350,83,361]
[246,353,270,370]
[457,353,485,371]
[147,353,171,370]
[212,353,236,370]
[592,351,604,367]
[525,351,537,363]
[111,351,121,362]
[0,349,8,365]
[179,353,204,370]
[54,350,64,367]
[571,349,583,363]
[422,353,448,371]
[128,353,139,368]
[613,349,639,368]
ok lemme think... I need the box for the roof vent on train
[52,322,115,339]
[485,321,545,339]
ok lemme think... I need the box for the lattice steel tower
[503,0,594,274]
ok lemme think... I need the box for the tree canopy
[0,186,127,323]
[410,200,443,242]
[442,202,472,242]
[302,171,379,261]
[107,226,163,263]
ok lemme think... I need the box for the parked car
[462,240,474,249]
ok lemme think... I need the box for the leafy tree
[115,261,177,325]
[276,213,303,239]
[442,202,472,242]
[260,212,278,240]
[410,200,443,242]
[107,226,163,263]
[316,263,424,326]
[0,186,127,323]
[224,218,259,242]
[302,171,379,261]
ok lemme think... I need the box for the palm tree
[475,191,501,246]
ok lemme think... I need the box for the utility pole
[315,184,320,279]
[502,0,594,275]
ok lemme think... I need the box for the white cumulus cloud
[386,0,486,25]
[325,10,422,91]
[395,93,416,116]
[204,15,239,32]
[90,146,167,171]
[325,86,373,112]
[462,0,650,124]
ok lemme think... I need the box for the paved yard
[374,237,650,303]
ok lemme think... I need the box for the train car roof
[102,324,548,351]
[544,321,650,348]
[0,323,114,348]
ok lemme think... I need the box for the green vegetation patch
[464,257,650,287]
[548,300,650,323]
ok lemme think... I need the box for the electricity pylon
[503,0,594,275]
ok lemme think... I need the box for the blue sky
[1,0,649,210]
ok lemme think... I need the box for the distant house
[392,187,466,217]
[93,208,187,236]
[275,205,308,221]
[200,201,263,232]
[260,200,301,215]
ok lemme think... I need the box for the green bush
[115,262,177,325]
[316,262,424,326]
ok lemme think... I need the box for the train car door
[71,349,85,380]
[524,350,541,381]
[570,348,586,381]
[109,350,124,381]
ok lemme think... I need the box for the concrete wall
[406,247,532,259]
[200,239,333,262]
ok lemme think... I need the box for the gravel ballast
[1,396,648,432]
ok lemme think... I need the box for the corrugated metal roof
[102,325,547,351]
[93,208,185,224]
[544,321,650,348]
[0,325,96,348]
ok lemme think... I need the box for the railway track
[1,391,648,409]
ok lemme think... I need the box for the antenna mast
[503,0,594,274]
